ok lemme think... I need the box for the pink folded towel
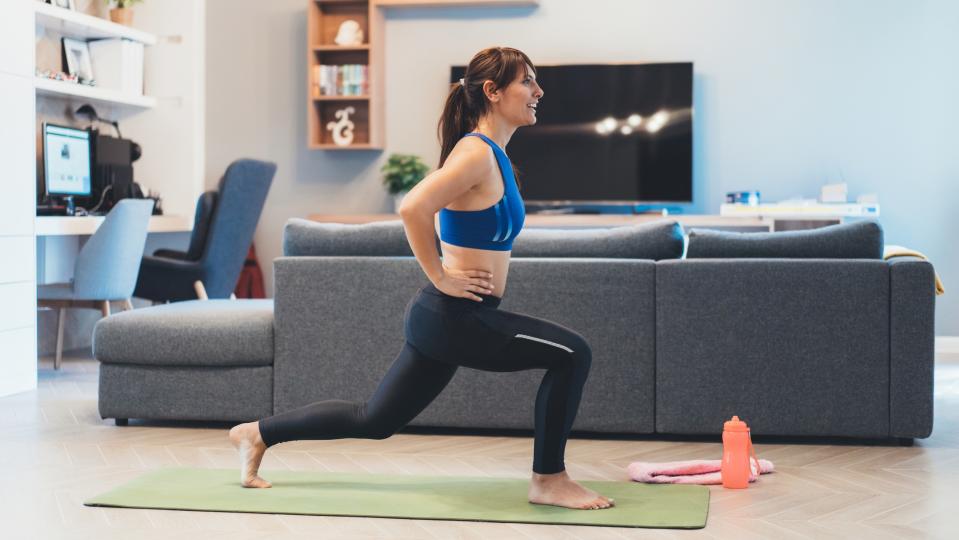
[627,459,775,485]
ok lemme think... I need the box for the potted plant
[381,153,429,212]
[105,0,142,26]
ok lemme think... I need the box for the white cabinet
[0,0,37,397]
[0,238,34,283]
[0,282,35,331]
[0,327,37,397]
[0,73,36,238]
[0,0,33,77]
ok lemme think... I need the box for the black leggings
[258,283,592,474]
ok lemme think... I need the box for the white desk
[36,215,192,236]
[36,215,192,284]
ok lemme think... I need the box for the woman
[230,47,612,510]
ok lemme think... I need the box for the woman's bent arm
[399,207,444,285]
[399,138,495,300]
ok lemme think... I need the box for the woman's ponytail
[437,82,476,168]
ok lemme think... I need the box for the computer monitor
[43,123,92,198]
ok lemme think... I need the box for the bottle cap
[724,415,750,432]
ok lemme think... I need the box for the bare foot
[528,470,614,510]
[228,421,272,488]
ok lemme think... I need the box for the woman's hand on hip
[434,265,494,302]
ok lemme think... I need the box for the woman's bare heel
[228,421,272,488]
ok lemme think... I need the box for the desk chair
[38,199,155,369]
[133,159,275,303]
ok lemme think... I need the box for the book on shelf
[313,64,369,97]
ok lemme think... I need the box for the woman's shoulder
[453,133,492,152]
[446,135,495,170]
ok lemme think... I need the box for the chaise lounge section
[95,299,274,424]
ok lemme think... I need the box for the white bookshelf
[34,76,156,109]
[34,1,157,45]
[34,1,157,110]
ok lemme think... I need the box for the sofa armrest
[888,257,936,438]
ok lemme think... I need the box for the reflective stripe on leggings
[514,334,574,353]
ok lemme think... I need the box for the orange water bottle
[721,415,759,489]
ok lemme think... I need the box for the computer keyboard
[36,205,68,216]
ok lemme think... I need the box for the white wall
[0,0,37,397]
[207,0,959,333]
[120,0,206,219]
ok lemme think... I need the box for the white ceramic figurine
[334,20,364,46]
[326,106,356,146]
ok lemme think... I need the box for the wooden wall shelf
[374,0,538,7]
[311,144,382,150]
[307,0,539,150]
[314,95,371,101]
[308,0,383,149]
[313,45,370,52]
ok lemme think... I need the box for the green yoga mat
[84,468,709,529]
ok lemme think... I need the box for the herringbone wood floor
[3,351,958,539]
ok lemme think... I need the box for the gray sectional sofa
[95,218,935,441]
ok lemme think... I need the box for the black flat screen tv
[450,62,693,206]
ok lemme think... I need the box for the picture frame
[51,0,76,10]
[62,38,94,82]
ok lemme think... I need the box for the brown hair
[437,47,535,174]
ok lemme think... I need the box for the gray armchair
[133,159,275,302]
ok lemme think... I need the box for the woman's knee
[560,333,592,374]
[357,402,401,440]
[573,345,592,374]
[364,425,396,440]
[570,332,591,358]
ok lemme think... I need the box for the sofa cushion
[655,259,891,437]
[93,299,274,367]
[510,220,685,260]
[284,218,415,257]
[685,220,883,259]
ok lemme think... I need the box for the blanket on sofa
[884,245,945,295]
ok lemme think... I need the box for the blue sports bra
[439,132,526,251]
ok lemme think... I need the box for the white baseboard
[936,336,959,362]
